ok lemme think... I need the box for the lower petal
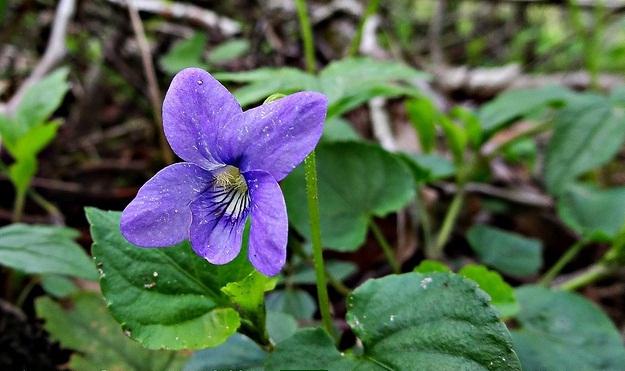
[245,170,288,276]
[189,189,248,264]
[121,163,211,247]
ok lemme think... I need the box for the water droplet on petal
[197,80,203,85]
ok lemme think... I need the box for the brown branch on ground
[106,0,241,36]
[126,0,174,164]
[431,64,625,98]
[1,0,76,115]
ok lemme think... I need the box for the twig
[369,98,397,151]
[1,0,76,115]
[439,182,553,208]
[347,0,380,56]
[474,0,625,11]
[428,0,446,66]
[126,0,174,164]
[433,64,624,96]
[107,0,241,36]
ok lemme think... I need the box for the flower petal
[217,92,327,181]
[245,170,288,276]
[163,68,241,169]
[188,188,249,265]
[121,163,211,247]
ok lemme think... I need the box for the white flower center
[211,166,250,219]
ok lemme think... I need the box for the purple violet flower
[120,68,327,276]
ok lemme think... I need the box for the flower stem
[556,263,613,291]
[540,238,588,286]
[294,0,316,73]
[295,0,333,336]
[428,188,464,259]
[303,153,334,336]
[347,0,381,56]
[370,220,400,273]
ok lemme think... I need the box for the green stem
[370,220,400,273]
[15,278,37,308]
[12,189,25,223]
[556,263,613,291]
[347,0,381,56]
[416,187,433,253]
[29,190,64,224]
[291,241,351,296]
[303,154,333,336]
[429,188,464,259]
[294,0,316,73]
[540,238,588,286]
[295,0,333,338]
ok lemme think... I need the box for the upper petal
[163,68,241,169]
[245,170,288,276]
[217,92,327,181]
[121,163,212,247]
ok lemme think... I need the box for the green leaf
[0,223,97,280]
[221,270,276,338]
[215,68,318,106]
[439,116,468,165]
[159,33,209,75]
[327,84,420,119]
[450,106,482,148]
[478,85,572,132]
[15,68,69,129]
[266,273,521,370]
[511,286,625,371]
[322,117,361,142]
[265,329,356,370]
[400,152,456,182]
[36,293,187,371]
[207,39,249,65]
[405,97,438,153]
[545,94,625,195]
[40,274,78,298]
[266,288,316,320]
[87,208,252,350]
[558,183,625,241]
[319,57,427,107]
[288,260,357,285]
[266,311,297,344]
[11,120,60,159]
[222,271,276,314]
[458,264,519,318]
[467,224,543,277]
[183,334,266,371]
[413,259,451,273]
[0,115,18,149]
[282,141,415,251]
[8,155,36,198]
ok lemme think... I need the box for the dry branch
[432,64,625,97]
[1,0,76,115]
[106,0,241,36]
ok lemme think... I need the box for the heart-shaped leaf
[511,286,625,370]
[282,141,415,251]
[266,273,521,370]
[87,208,254,350]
